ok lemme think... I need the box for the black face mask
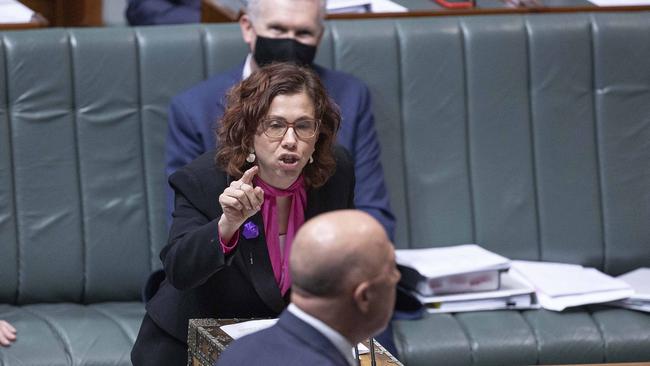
[253,36,317,67]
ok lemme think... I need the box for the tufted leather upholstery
[1,11,649,366]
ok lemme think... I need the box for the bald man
[216,210,401,366]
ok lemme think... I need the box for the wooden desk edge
[327,4,650,20]
[201,2,650,23]
[201,0,242,22]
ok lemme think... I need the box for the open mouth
[279,155,300,166]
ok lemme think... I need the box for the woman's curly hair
[215,62,341,188]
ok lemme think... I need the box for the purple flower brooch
[242,221,259,239]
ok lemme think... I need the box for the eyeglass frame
[259,116,321,140]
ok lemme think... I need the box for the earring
[309,155,314,164]
[246,152,256,163]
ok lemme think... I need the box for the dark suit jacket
[166,62,395,239]
[146,146,355,342]
[126,0,200,25]
[216,309,350,366]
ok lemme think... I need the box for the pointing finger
[240,166,259,185]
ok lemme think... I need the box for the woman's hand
[218,166,264,242]
[0,320,16,346]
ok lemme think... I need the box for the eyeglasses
[261,117,320,140]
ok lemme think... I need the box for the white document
[327,0,407,13]
[327,0,371,8]
[607,268,650,312]
[0,0,35,24]
[535,288,634,312]
[511,260,633,311]
[371,0,408,12]
[616,267,650,301]
[396,244,510,279]
[354,343,370,355]
[511,261,630,296]
[220,319,278,339]
[588,0,650,6]
[327,0,371,13]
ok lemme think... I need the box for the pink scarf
[253,175,307,295]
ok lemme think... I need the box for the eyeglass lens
[263,117,318,139]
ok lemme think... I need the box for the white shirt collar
[287,303,356,366]
[242,54,253,80]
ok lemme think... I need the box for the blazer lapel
[224,169,331,314]
[305,188,323,221]
[239,212,287,314]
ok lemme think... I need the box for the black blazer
[146,146,355,342]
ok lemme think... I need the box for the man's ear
[353,281,371,314]
[239,14,255,48]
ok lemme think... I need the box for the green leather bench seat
[395,308,650,366]
[0,303,143,365]
[1,11,649,366]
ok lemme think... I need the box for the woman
[132,63,355,365]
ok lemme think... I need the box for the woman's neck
[276,196,291,234]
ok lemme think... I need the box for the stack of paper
[588,0,650,6]
[396,244,510,296]
[511,260,633,311]
[370,0,408,12]
[220,319,278,339]
[609,267,650,312]
[417,271,538,313]
[327,0,372,13]
[0,0,35,24]
[326,0,407,13]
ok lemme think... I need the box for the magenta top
[219,175,307,295]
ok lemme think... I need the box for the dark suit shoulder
[170,150,221,184]
[325,145,355,194]
[332,144,353,174]
[303,145,355,219]
[216,312,348,366]
[314,64,367,90]
[171,64,242,106]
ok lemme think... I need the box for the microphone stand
[369,338,377,366]
[354,344,361,366]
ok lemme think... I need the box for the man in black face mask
[166,0,395,242]
[240,0,318,67]
[239,0,322,73]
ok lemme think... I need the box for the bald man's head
[290,210,391,297]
